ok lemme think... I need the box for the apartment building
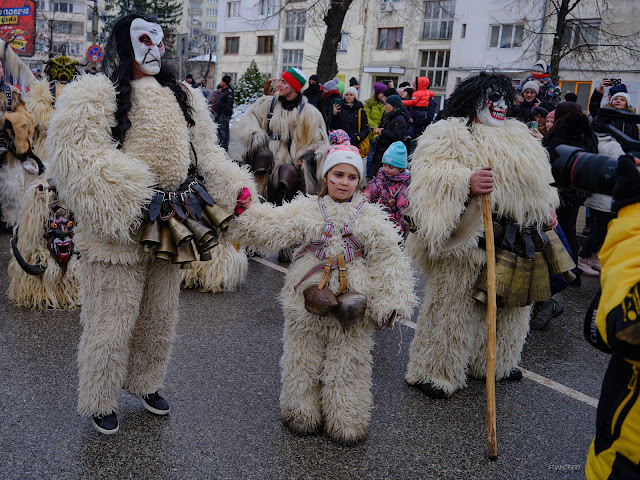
[214,0,279,86]
[31,0,105,68]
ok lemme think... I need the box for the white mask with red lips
[476,90,508,127]
[130,18,165,76]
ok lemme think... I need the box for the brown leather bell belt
[293,248,364,292]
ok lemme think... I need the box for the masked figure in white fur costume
[228,145,417,445]
[405,72,563,399]
[46,13,256,434]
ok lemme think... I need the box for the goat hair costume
[228,192,417,444]
[46,73,256,416]
[235,93,329,200]
[405,117,558,396]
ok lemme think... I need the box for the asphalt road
[0,229,608,479]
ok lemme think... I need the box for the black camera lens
[552,145,619,195]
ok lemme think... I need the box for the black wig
[102,13,195,147]
[440,71,516,126]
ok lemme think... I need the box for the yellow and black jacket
[585,202,640,479]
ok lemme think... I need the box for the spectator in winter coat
[349,77,360,90]
[303,74,323,108]
[588,80,639,141]
[382,87,398,101]
[402,76,436,140]
[371,95,408,175]
[364,141,411,235]
[215,75,234,150]
[508,80,540,124]
[328,87,369,151]
[363,82,387,177]
[321,77,341,127]
[516,59,555,102]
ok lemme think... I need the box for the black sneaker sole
[91,418,119,435]
[140,398,170,416]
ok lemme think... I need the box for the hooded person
[303,74,323,108]
[508,80,540,124]
[402,77,436,140]
[45,13,257,434]
[236,67,328,207]
[226,144,417,445]
[516,59,555,102]
[404,71,566,399]
[320,77,341,126]
[588,81,639,141]
[371,94,408,175]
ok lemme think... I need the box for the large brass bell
[528,253,552,303]
[155,225,177,261]
[505,257,533,308]
[172,241,197,269]
[167,217,194,247]
[196,236,219,261]
[140,220,161,252]
[545,229,576,275]
[473,248,517,304]
[183,217,214,245]
[204,203,233,232]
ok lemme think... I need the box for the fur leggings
[405,256,530,396]
[279,312,375,445]
[76,258,181,416]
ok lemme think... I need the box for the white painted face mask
[476,90,507,127]
[130,18,165,76]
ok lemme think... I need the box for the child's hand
[235,187,252,215]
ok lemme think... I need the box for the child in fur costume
[405,72,560,398]
[364,141,411,235]
[45,14,256,435]
[228,145,416,445]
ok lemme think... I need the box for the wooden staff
[482,193,498,460]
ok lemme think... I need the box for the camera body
[550,108,640,194]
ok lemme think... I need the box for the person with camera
[589,79,639,141]
[584,154,640,478]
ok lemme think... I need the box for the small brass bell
[204,203,233,232]
[167,217,194,247]
[172,240,197,267]
[140,220,161,252]
[155,225,177,261]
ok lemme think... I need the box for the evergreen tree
[234,61,268,106]
[100,0,182,55]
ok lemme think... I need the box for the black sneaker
[410,381,446,399]
[92,412,119,435]
[507,368,523,382]
[140,392,170,415]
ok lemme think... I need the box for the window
[562,19,600,49]
[225,36,239,54]
[190,16,201,25]
[422,0,455,39]
[206,22,217,29]
[419,50,450,88]
[52,21,78,34]
[378,28,403,50]
[559,81,592,111]
[337,32,348,53]
[282,49,303,70]
[461,23,466,38]
[206,8,217,16]
[260,0,276,16]
[190,2,202,9]
[227,1,240,18]
[54,2,73,12]
[489,24,524,48]
[37,1,47,10]
[285,11,306,41]
[208,0,218,3]
[257,35,274,54]
[222,72,237,83]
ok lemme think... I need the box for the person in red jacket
[402,77,436,143]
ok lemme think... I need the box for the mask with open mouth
[130,18,165,76]
[46,212,75,274]
[477,90,508,127]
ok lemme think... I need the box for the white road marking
[251,256,599,408]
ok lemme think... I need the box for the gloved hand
[235,187,251,215]
[611,155,640,213]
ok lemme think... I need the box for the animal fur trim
[26,79,55,159]
[180,241,248,292]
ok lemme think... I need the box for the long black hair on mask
[103,13,195,148]
[440,71,516,126]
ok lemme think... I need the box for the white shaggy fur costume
[405,118,558,395]
[46,74,256,417]
[228,192,417,444]
[235,93,329,196]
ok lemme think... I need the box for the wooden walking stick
[482,193,498,460]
